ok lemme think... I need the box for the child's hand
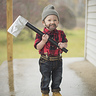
[42,34,49,43]
[36,34,49,50]
[58,42,67,49]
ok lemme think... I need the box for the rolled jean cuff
[41,90,49,94]
[52,88,61,92]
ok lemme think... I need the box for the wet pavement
[0,57,92,96]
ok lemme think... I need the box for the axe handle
[26,22,68,53]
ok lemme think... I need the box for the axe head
[7,16,28,37]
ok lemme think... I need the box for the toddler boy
[34,5,68,96]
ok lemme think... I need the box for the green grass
[63,28,85,57]
[0,28,85,65]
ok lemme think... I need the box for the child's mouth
[50,24,56,27]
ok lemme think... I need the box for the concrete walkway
[0,57,92,96]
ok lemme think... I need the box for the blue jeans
[39,57,62,94]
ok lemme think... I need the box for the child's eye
[48,19,51,21]
[54,20,56,21]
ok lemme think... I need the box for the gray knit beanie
[42,5,59,21]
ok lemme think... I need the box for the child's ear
[42,21,45,26]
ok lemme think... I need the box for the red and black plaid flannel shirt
[34,28,68,56]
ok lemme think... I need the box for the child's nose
[51,21,55,24]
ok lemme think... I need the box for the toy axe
[8,16,68,53]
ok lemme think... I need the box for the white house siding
[85,0,96,66]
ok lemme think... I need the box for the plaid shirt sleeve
[59,31,68,43]
[34,33,42,49]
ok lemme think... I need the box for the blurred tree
[0,0,6,29]
[0,0,85,31]
[77,0,85,17]
[54,0,85,17]
[13,0,49,39]
[57,4,76,29]
[63,0,85,17]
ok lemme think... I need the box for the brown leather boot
[42,93,49,96]
[53,92,62,96]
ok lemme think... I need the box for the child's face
[42,15,59,31]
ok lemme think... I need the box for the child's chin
[49,27,56,31]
